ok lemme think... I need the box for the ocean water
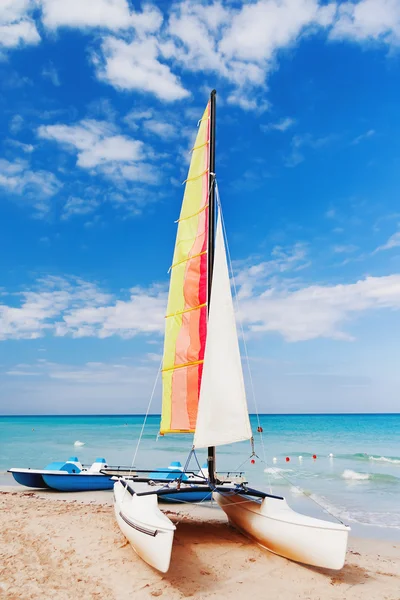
[1,414,400,540]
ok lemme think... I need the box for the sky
[1,0,400,415]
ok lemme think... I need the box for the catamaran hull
[113,480,176,573]
[215,492,350,570]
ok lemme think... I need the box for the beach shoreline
[1,486,399,600]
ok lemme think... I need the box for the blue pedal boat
[9,457,114,491]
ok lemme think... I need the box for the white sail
[193,211,252,449]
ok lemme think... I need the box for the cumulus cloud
[374,228,400,252]
[239,274,400,342]
[0,277,166,341]
[2,1,400,109]
[144,119,177,139]
[38,119,158,184]
[330,0,400,46]
[41,0,163,33]
[3,266,400,344]
[261,117,296,132]
[61,196,99,220]
[0,277,112,341]
[0,0,40,49]
[0,158,62,217]
[96,35,190,101]
[351,129,375,145]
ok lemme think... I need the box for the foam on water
[264,467,293,474]
[369,455,400,464]
[341,469,400,483]
[342,469,370,481]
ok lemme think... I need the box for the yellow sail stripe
[165,303,207,319]
[161,359,204,373]
[160,428,195,434]
[176,204,208,223]
[169,250,207,271]
[191,141,209,152]
[182,168,209,184]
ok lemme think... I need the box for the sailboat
[113,90,350,574]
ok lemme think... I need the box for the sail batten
[160,101,211,435]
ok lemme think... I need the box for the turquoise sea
[1,414,400,540]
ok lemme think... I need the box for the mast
[207,89,217,485]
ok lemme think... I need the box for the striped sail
[160,102,210,434]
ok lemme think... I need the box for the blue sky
[1,0,400,415]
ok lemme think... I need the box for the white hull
[113,480,175,573]
[215,491,350,570]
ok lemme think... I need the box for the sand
[1,487,400,600]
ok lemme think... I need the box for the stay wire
[121,358,162,503]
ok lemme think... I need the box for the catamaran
[113,90,350,573]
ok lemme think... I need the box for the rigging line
[123,357,163,502]
[215,183,272,494]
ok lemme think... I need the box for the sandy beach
[1,487,399,600]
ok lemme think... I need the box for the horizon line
[1,412,399,417]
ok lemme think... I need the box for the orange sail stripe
[160,101,210,434]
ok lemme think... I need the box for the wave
[337,452,400,464]
[264,467,293,474]
[341,469,400,483]
[287,451,400,464]
[369,455,400,464]
[73,440,85,447]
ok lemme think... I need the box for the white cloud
[62,196,99,220]
[9,115,24,134]
[38,120,142,168]
[42,61,61,86]
[261,117,296,132]
[239,274,400,342]
[38,119,158,184]
[285,132,338,167]
[41,1,164,34]
[0,158,62,217]
[41,0,133,31]
[166,0,335,108]
[123,109,153,131]
[0,0,40,48]
[90,0,338,108]
[144,119,177,139]
[56,285,166,339]
[0,277,166,341]
[235,242,310,299]
[0,277,112,341]
[96,35,190,101]
[351,129,375,145]
[6,139,35,153]
[374,228,400,252]
[330,0,400,46]
[3,267,400,346]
